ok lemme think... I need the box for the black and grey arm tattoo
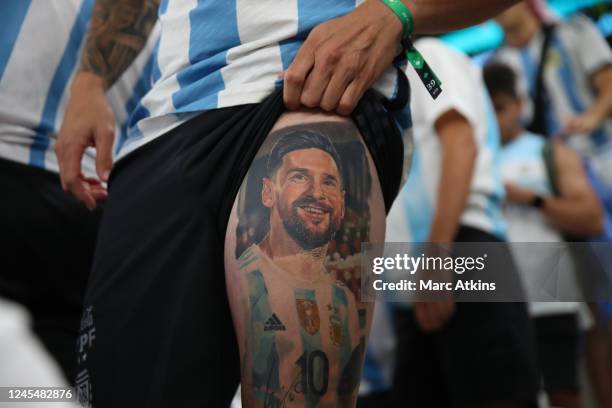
[82,0,159,89]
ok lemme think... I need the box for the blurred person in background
[495,4,612,406]
[485,61,604,408]
[0,0,155,384]
[387,37,539,408]
[0,298,78,408]
[494,1,612,160]
[493,1,612,237]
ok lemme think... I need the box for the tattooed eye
[322,177,339,188]
[289,172,308,183]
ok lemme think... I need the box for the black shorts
[76,87,406,407]
[0,158,101,382]
[392,226,540,408]
[534,313,580,393]
[356,390,393,408]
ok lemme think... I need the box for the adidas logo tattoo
[264,313,286,331]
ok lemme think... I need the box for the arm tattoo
[82,0,159,89]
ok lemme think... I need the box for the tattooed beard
[282,195,341,251]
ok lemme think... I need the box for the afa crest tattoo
[296,299,320,336]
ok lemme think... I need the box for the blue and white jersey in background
[359,301,396,398]
[499,132,580,316]
[0,0,157,175]
[494,15,612,164]
[387,38,507,243]
[119,0,407,160]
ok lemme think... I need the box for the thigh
[225,110,386,407]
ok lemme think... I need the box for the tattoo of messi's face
[263,147,345,251]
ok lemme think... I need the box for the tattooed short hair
[267,129,343,182]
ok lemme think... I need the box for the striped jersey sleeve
[118,0,412,161]
[0,0,157,175]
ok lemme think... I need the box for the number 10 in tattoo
[296,350,329,396]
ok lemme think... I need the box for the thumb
[95,124,115,182]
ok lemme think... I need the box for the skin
[56,0,521,209]
[491,93,524,145]
[413,109,477,333]
[505,141,603,237]
[428,110,478,244]
[493,91,604,238]
[524,0,558,24]
[56,74,114,210]
[82,0,160,90]
[496,2,612,138]
[284,0,521,115]
[225,111,385,407]
[260,148,345,280]
[565,67,612,136]
[56,0,160,210]
[495,3,540,49]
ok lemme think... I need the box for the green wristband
[380,0,414,39]
[379,0,443,99]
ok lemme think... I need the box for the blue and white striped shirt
[120,0,408,160]
[0,0,156,175]
[495,14,612,156]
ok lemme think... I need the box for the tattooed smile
[301,205,327,215]
[280,197,340,250]
[298,203,331,224]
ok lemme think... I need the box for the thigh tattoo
[231,120,378,408]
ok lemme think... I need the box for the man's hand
[504,182,537,205]
[564,111,603,136]
[414,301,455,332]
[55,72,115,210]
[564,66,612,136]
[283,0,402,116]
[412,244,456,333]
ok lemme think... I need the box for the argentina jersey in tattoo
[238,244,360,407]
